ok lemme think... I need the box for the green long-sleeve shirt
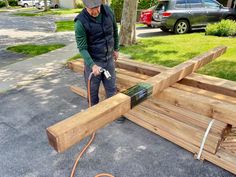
[75,7,119,68]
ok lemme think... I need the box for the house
[58,0,111,9]
[59,0,77,9]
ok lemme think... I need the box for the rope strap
[197,119,215,160]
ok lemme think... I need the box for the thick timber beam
[47,46,226,152]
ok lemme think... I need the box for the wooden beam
[47,46,226,152]
[47,93,131,152]
[116,57,236,98]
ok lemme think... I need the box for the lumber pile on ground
[67,56,236,174]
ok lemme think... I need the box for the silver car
[18,0,39,7]
[152,0,236,34]
[35,0,59,9]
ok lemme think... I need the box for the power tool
[99,68,111,80]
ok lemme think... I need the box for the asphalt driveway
[0,66,235,177]
[0,10,75,67]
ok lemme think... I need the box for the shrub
[9,0,18,6]
[138,0,159,9]
[76,0,84,8]
[111,0,124,22]
[111,0,159,22]
[0,1,6,8]
[205,20,236,37]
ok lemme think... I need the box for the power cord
[70,72,114,177]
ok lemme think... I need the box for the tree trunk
[119,0,138,46]
[43,0,49,11]
[4,0,10,8]
[102,0,111,5]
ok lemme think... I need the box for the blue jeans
[84,59,116,106]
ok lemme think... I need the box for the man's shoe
[116,116,126,124]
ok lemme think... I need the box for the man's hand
[113,51,119,61]
[92,64,101,76]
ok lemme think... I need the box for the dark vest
[74,5,114,62]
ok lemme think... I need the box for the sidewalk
[0,42,78,93]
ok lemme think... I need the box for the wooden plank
[172,83,236,104]
[70,85,87,98]
[117,57,236,98]
[47,46,226,152]
[155,87,236,126]
[179,74,236,98]
[125,114,236,174]
[142,98,227,136]
[128,105,221,154]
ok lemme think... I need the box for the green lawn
[14,8,82,16]
[7,44,65,56]
[55,21,144,32]
[67,54,81,62]
[56,20,74,32]
[120,33,236,81]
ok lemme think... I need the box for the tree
[102,0,111,5]
[119,0,138,46]
[43,0,49,11]
[4,0,10,8]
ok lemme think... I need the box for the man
[74,0,125,122]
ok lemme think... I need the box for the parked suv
[152,0,236,34]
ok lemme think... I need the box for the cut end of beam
[46,129,60,152]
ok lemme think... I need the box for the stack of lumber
[67,57,236,174]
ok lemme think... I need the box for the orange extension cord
[70,72,114,177]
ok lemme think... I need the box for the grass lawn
[67,54,81,62]
[56,20,74,32]
[120,32,236,81]
[14,8,82,16]
[55,21,144,32]
[7,44,65,57]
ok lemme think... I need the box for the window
[187,0,204,8]
[175,0,186,9]
[203,0,220,8]
[156,1,169,11]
